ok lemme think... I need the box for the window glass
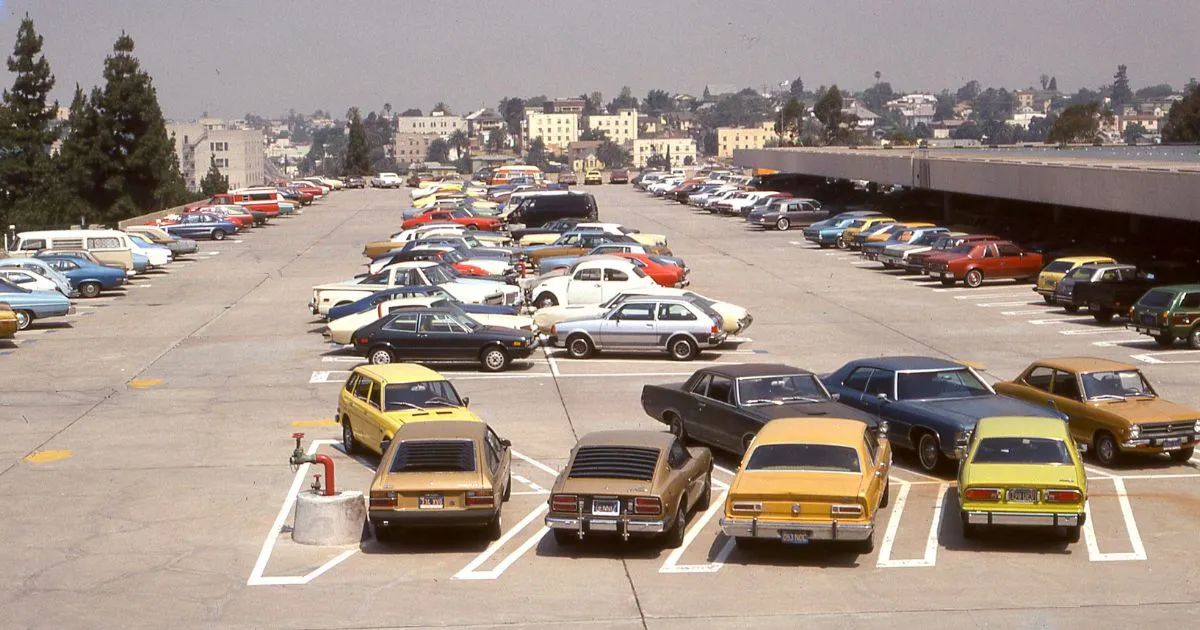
[87,237,121,249]
[1181,293,1200,309]
[864,369,895,397]
[746,444,861,473]
[574,268,601,281]
[996,244,1022,257]
[421,312,466,333]
[667,439,690,469]
[18,238,45,251]
[971,437,1071,465]
[368,383,382,409]
[1138,289,1175,309]
[864,433,879,462]
[707,375,735,404]
[842,367,876,393]
[1100,270,1118,282]
[353,376,373,402]
[384,313,419,332]
[897,369,988,400]
[384,380,463,410]
[738,374,827,405]
[1024,366,1054,392]
[982,245,998,258]
[1079,370,1154,400]
[1051,370,1081,400]
[657,303,696,321]
[344,373,359,394]
[614,303,655,321]
[688,373,711,396]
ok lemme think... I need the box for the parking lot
[3,185,1200,628]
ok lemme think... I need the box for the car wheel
[939,278,956,286]
[964,269,984,288]
[566,334,594,359]
[503,473,512,501]
[1092,309,1114,323]
[1042,295,1053,304]
[1170,446,1195,462]
[668,336,697,361]
[79,282,102,299]
[1153,334,1175,347]
[1064,525,1082,543]
[663,502,687,549]
[368,346,394,365]
[666,413,686,442]
[374,523,395,543]
[697,473,712,510]
[1093,431,1119,466]
[466,225,478,231]
[1063,304,1080,313]
[853,533,875,554]
[881,482,890,508]
[1188,326,1200,350]
[14,310,32,330]
[916,431,943,473]
[479,346,510,372]
[341,416,358,454]
[775,217,790,231]
[212,229,226,241]
[836,236,848,249]
[486,514,502,541]
[535,292,558,308]
[553,529,578,547]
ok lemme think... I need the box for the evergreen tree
[199,155,229,195]
[0,14,57,229]
[525,137,546,168]
[1047,76,1058,92]
[56,85,108,225]
[344,108,370,175]
[1162,85,1200,143]
[1110,64,1132,110]
[426,137,450,163]
[789,75,804,98]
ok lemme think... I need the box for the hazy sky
[3,0,1199,121]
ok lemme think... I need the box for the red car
[926,240,1044,287]
[910,233,999,274]
[611,253,688,288]
[401,208,502,231]
[288,181,324,199]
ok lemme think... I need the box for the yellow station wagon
[337,364,481,455]
[1034,256,1116,304]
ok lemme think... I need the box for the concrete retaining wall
[117,203,192,229]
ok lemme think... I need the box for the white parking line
[935,286,1030,294]
[542,346,560,378]
[1027,318,1093,325]
[876,481,947,568]
[206,251,221,256]
[1082,477,1146,562]
[977,301,1043,308]
[1001,309,1053,316]
[659,485,734,574]
[511,473,548,494]
[1129,350,1200,365]
[1091,339,1147,347]
[1059,328,1133,336]
[952,291,1035,300]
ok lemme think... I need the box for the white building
[586,108,639,144]
[525,111,580,152]
[885,94,938,127]
[167,118,265,191]
[395,112,466,138]
[716,122,777,158]
[630,136,697,168]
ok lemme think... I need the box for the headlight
[1193,419,1200,434]
[954,430,972,447]
[1128,424,1141,439]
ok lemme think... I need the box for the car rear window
[1138,289,1176,309]
[746,444,861,473]
[568,446,660,481]
[970,437,1071,465]
[1044,261,1075,273]
[390,440,476,473]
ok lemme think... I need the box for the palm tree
[449,129,470,160]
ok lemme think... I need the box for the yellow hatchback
[1035,256,1116,304]
[337,364,482,455]
[838,216,894,249]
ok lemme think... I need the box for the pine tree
[0,14,58,229]
[199,155,229,195]
[344,108,370,175]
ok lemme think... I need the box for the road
[2,186,1198,629]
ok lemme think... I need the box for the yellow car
[337,364,481,455]
[1035,256,1116,304]
[838,216,894,249]
[720,417,890,553]
[368,420,512,542]
[956,416,1087,541]
[584,170,603,185]
[0,303,17,339]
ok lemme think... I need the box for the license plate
[1161,438,1183,450]
[1007,488,1038,503]
[418,494,444,509]
[780,530,811,545]
[591,499,620,516]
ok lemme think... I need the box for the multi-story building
[167,118,265,191]
[394,132,437,164]
[715,122,778,158]
[545,98,585,114]
[885,94,938,128]
[464,108,505,137]
[586,108,639,144]
[630,134,697,168]
[395,112,466,138]
[525,111,580,152]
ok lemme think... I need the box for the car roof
[974,416,1071,440]
[353,364,447,383]
[394,420,487,440]
[847,356,965,371]
[1028,356,1137,373]
[754,417,867,444]
[576,430,673,450]
[702,363,814,379]
[1148,284,1200,292]
[1055,256,1117,264]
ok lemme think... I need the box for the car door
[379,312,421,358]
[995,243,1028,279]
[599,301,656,348]
[351,374,381,447]
[365,378,389,445]
[566,266,603,304]
[860,368,897,421]
[483,428,509,502]
[598,266,637,303]
[862,432,886,509]
[700,374,750,452]
[1049,369,1092,444]
[416,311,462,358]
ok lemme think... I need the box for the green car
[1127,284,1200,348]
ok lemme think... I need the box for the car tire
[341,416,359,454]
[79,282,102,299]
[212,229,226,241]
[1170,446,1195,462]
[916,431,943,473]
[1064,525,1082,543]
[663,502,687,549]
[853,533,875,555]
[466,225,478,231]
[964,269,984,288]
[1042,295,1053,304]
[697,473,712,510]
[566,334,594,359]
[668,336,697,361]
[882,261,894,269]
[535,292,558,309]
[666,413,686,442]
[368,346,394,365]
[1153,334,1175,347]
[776,217,790,231]
[881,482,890,508]
[14,310,32,331]
[940,278,956,286]
[479,346,510,372]
[553,529,578,547]
[486,514,502,541]
[1063,304,1080,313]
[1188,326,1200,350]
[1092,309,1114,323]
[1093,431,1119,466]
[503,473,512,501]
[836,236,848,249]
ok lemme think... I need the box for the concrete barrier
[292,490,366,546]
[117,202,192,229]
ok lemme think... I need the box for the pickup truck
[1063,262,1197,322]
[529,257,657,309]
[309,261,521,317]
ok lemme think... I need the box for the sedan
[550,297,725,361]
[0,277,74,330]
[40,256,127,298]
[351,306,537,372]
[163,213,239,241]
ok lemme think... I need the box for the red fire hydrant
[289,432,335,496]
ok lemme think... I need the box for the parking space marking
[1001,309,1053,316]
[310,370,695,384]
[206,251,221,256]
[1082,476,1147,562]
[977,301,1044,308]
[511,473,548,494]
[542,346,561,378]
[1091,339,1147,347]
[659,485,734,574]
[247,439,359,586]
[952,291,1034,301]
[1027,317,1094,325]
[876,481,948,568]
[1059,328,1132,336]
[23,449,72,463]
[1129,350,1200,365]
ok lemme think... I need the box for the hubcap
[486,351,504,368]
[16,311,30,329]
[673,341,690,357]
[1099,437,1114,462]
[570,340,588,356]
[343,423,352,449]
[372,350,391,364]
[920,436,938,469]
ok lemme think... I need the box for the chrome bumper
[546,515,667,535]
[965,511,1083,527]
[719,518,873,541]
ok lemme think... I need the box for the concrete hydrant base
[292,490,366,546]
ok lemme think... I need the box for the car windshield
[1044,261,1076,273]
[383,381,463,411]
[1138,289,1175,309]
[1080,370,1155,400]
[0,278,31,293]
[424,265,455,283]
[738,374,828,405]
[971,437,1072,465]
[746,444,861,473]
[440,250,464,263]
[896,369,991,400]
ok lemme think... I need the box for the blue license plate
[1162,438,1183,450]
[780,530,810,545]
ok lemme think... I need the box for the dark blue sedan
[823,356,1066,473]
[327,285,519,321]
[40,256,127,298]
[164,213,239,241]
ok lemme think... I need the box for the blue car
[802,211,880,248]
[823,356,1066,473]
[861,226,948,262]
[40,256,127,298]
[0,277,73,330]
[327,285,519,321]
[164,213,239,241]
[132,253,150,274]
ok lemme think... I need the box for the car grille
[928,262,948,272]
[484,293,504,305]
[1140,421,1198,438]
[568,446,660,481]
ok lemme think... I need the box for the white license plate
[780,530,811,545]
[418,494,444,509]
[1007,488,1038,503]
[591,499,620,516]
[1161,438,1183,450]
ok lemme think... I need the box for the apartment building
[395,112,466,137]
[167,118,265,191]
[715,122,778,158]
[630,135,697,168]
[586,108,639,144]
[525,111,580,152]
[394,132,437,163]
[545,98,585,114]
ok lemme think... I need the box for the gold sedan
[0,304,16,339]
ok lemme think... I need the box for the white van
[12,229,136,271]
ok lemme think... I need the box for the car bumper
[719,518,873,541]
[964,511,1084,527]
[1119,434,1196,453]
[546,515,668,535]
[370,508,497,527]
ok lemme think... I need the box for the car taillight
[466,491,495,507]
[1161,311,1169,323]
[831,504,863,516]
[551,494,578,512]
[711,324,719,334]
[963,487,1001,501]
[369,491,397,508]
[730,501,761,513]
[357,337,368,345]
[632,497,662,515]
[1045,489,1082,503]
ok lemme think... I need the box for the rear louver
[567,446,660,481]
[390,440,475,473]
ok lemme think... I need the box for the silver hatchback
[549,297,726,361]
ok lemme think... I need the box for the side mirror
[611,312,622,321]
[876,392,890,403]
[379,438,392,454]
[878,420,890,436]
[1076,442,1089,454]
[831,393,840,402]
[499,438,512,448]
[462,396,470,407]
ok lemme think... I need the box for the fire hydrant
[289,432,336,497]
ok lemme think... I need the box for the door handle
[644,323,654,327]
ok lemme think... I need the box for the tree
[813,85,848,144]
[448,128,470,160]
[595,140,630,169]
[1047,102,1105,144]
[643,89,673,114]
[498,96,525,141]
[860,81,894,111]
[400,108,422,116]
[956,80,981,103]
[343,108,370,175]
[1048,77,1058,92]
[485,129,508,152]
[425,137,450,163]
[1110,64,1133,110]
[1123,122,1149,145]
[913,122,933,139]
[1134,84,1174,100]
[199,155,229,195]
[777,97,805,142]
[578,128,608,142]
[0,14,58,229]
[432,101,450,115]
[525,137,546,168]
[1040,74,1050,90]
[789,75,804,97]
[972,88,1013,122]
[1025,113,1056,142]
[606,86,638,114]
[934,92,955,121]
[1162,85,1200,143]
[581,91,603,116]
[1067,87,1101,107]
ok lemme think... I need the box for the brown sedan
[545,431,713,548]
